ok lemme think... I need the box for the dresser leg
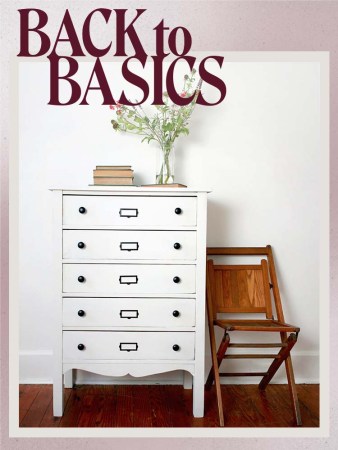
[192,372,204,417]
[53,374,64,417]
[183,371,193,389]
[64,369,74,388]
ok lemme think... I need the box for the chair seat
[214,319,300,333]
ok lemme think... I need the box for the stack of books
[93,165,134,185]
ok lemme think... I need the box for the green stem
[164,152,171,183]
[132,105,164,146]
[170,83,201,143]
[157,142,173,184]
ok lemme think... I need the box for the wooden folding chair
[205,245,301,427]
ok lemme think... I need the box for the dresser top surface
[50,186,210,194]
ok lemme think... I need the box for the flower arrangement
[111,69,202,184]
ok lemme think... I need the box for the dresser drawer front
[63,331,195,360]
[63,264,196,294]
[63,298,195,327]
[63,230,197,260]
[63,195,197,227]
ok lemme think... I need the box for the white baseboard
[205,352,319,384]
[19,350,54,384]
[19,351,319,385]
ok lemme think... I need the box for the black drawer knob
[173,242,181,250]
[79,207,86,214]
[173,276,181,283]
[175,207,182,215]
[78,242,85,249]
[78,276,85,283]
[78,343,85,351]
[172,344,180,351]
[172,310,180,317]
[78,310,85,317]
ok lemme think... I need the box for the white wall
[18,57,321,384]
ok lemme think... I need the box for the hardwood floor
[19,384,319,428]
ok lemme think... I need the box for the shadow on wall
[206,198,229,245]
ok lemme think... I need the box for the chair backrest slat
[207,247,269,256]
[206,259,217,321]
[207,246,281,320]
[266,246,285,322]
[262,259,273,319]
[213,265,268,314]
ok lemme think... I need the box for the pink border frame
[1,1,337,448]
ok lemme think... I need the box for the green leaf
[162,123,174,132]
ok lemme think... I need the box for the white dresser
[51,187,208,418]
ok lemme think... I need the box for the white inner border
[9,51,330,438]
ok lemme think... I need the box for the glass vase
[156,141,175,184]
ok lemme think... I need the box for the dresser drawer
[63,331,195,360]
[63,195,197,227]
[63,264,196,294]
[63,298,196,327]
[63,230,197,260]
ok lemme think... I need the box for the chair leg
[259,333,302,426]
[285,355,302,426]
[205,331,230,427]
[213,332,229,427]
[258,333,297,390]
[206,332,230,390]
[213,353,225,426]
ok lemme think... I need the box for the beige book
[94,169,134,177]
[93,177,134,185]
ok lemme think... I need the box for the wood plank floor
[19,384,319,428]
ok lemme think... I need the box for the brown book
[94,169,134,177]
[142,183,187,188]
[96,165,131,170]
[93,177,134,185]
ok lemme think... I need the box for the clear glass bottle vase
[156,141,175,184]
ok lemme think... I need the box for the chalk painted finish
[63,229,197,260]
[51,187,207,418]
[62,297,196,328]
